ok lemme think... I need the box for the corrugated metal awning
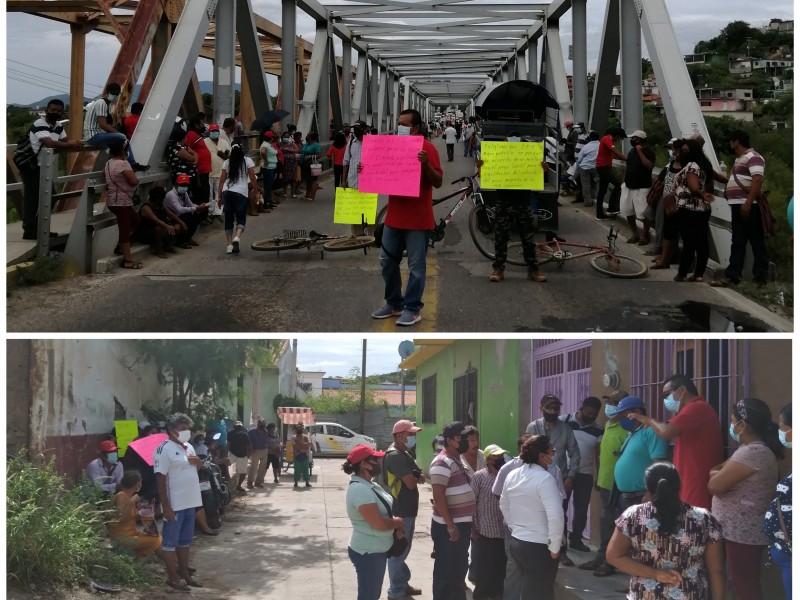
[399,340,456,369]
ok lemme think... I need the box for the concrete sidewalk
[188,457,628,600]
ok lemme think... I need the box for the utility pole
[360,339,367,433]
[400,368,406,411]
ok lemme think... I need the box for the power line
[7,76,70,97]
[7,58,105,91]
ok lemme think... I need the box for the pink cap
[392,419,422,435]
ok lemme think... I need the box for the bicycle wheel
[589,253,648,278]
[535,243,556,266]
[467,204,526,266]
[322,236,375,252]
[251,237,306,251]
[376,205,387,226]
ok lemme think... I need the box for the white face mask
[397,125,412,136]
[177,430,192,444]
[507,136,521,143]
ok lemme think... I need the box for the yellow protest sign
[479,141,545,190]
[114,420,139,457]
[334,187,379,225]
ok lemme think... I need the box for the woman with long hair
[217,144,259,255]
[165,124,198,187]
[608,462,725,599]
[673,138,716,282]
[343,444,404,600]
[499,435,564,600]
[709,398,782,600]
[105,138,142,269]
[327,131,348,188]
[764,403,792,599]
[651,138,685,270]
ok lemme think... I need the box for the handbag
[646,168,666,207]
[310,154,323,177]
[662,193,678,216]
[732,170,775,236]
[371,488,408,557]
[777,497,792,554]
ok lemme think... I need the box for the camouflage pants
[492,198,539,271]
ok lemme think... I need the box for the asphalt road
[6,137,790,333]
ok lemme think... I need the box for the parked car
[307,422,377,456]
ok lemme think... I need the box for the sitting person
[107,470,166,562]
[164,175,208,248]
[138,186,181,257]
[87,440,124,494]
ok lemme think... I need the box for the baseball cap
[208,124,220,131]
[234,420,243,427]
[540,394,562,408]
[628,129,647,140]
[564,120,573,127]
[442,421,467,439]
[98,440,118,452]
[483,444,508,460]
[176,174,191,185]
[263,131,275,138]
[138,420,151,429]
[666,137,678,147]
[346,444,385,464]
[392,419,422,435]
[617,396,645,413]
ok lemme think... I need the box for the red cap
[176,174,191,185]
[98,440,118,452]
[346,444,385,464]
[208,124,220,131]
[264,131,275,138]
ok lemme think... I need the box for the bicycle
[250,228,375,256]
[529,227,648,278]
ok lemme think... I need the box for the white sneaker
[226,244,234,254]
[232,236,240,254]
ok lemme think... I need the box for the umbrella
[127,433,168,466]
[252,109,290,133]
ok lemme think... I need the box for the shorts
[620,184,649,219]
[232,454,249,475]
[267,453,281,470]
[161,507,196,551]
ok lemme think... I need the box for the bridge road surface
[6,137,790,333]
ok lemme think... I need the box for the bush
[6,453,152,587]
[15,254,67,286]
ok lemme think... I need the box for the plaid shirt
[470,468,506,539]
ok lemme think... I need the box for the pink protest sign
[358,135,424,197]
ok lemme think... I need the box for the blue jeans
[387,516,416,597]
[262,168,276,199]
[348,546,387,600]
[86,132,135,164]
[431,520,471,600]
[222,190,248,235]
[770,547,792,600]
[380,226,429,313]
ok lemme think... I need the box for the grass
[14,254,67,286]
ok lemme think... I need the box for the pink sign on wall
[358,135,424,197]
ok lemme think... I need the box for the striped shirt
[725,149,765,205]
[430,449,476,524]
[471,468,505,538]
[83,97,111,139]
[29,117,66,167]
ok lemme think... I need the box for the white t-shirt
[444,127,457,144]
[153,438,202,511]
[221,156,255,197]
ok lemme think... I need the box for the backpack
[13,128,40,174]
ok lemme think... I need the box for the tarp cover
[474,80,559,121]
[278,406,317,425]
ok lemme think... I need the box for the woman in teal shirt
[298,132,322,201]
[344,444,405,600]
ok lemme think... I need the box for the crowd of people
[342,376,792,600]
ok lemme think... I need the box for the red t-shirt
[327,144,346,166]
[123,114,139,139]
[185,130,212,175]
[384,139,442,231]
[669,396,724,509]
[595,135,616,168]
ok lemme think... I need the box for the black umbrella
[252,108,290,133]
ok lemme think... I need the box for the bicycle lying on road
[250,229,375,257]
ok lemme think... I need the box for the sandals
[593,564,617,577]
[122,261,143,269]
[166,579,191,592]
[638,237,651,246]
[303,197,314,202]
[185,577,204,588]
[651,262,670,270]
[709,277,736,288]
[626,236,640,244]
[673,274,690,282]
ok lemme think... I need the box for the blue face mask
[177,186,189,195]
[604,404,618,418]
[664,394,681,414]
[210,132,220,140]
[620,418,636,432]
[105,452,119,464]
[397,125,412,136]
[107,94,118,102]
[729,421,741,443]
[507,136,521,143]
[779,429,792,448]
[406,435,416,449]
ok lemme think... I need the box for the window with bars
[421,374,437,424]
[454,370,478,426]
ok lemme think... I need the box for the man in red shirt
[626,374,723,509]
[184,113,212,207]
[594,127,627,221]
[123,102,143,139]
[370,109,443,326]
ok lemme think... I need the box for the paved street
[6,137,790,332]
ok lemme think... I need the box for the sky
[3,0,793,105]
[295,337,414,377]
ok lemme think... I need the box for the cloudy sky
[4,0,793,104]
[295,336,414,377]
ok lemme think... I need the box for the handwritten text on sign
[358,135,424,197]
[333,187,379,224]
[480,141,545,190]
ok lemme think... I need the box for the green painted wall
[415,340,523,472]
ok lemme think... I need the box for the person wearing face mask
[708,398,782,600]
[228,421,252,492]
[627,374,724,510]
[105,138,142,269]
[443,121,457,161]
[246,418,271,489]
[611,396,669,512]
[649,138,685,270]
[153,412,204,591]
[164,174,208,249]
[470,444,510,600]
[204,124,229,221]
[107,470,166,562]
[499,435,564,600]
[184,113,212,210]
[87,439,124,494]
[83,82,147,170]
[525,394,580,565]
[430,421,477,600]
[579,390,629,576]
[381,420,425,599]
[278,131,300,198]
[20,98,83,240]
[764,403,792,600]
[342,121,366,191]
[344,444,405,600]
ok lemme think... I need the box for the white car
[307,422,377,456]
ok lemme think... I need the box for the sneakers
[232,235,240,254]
[226,244,234,254]
[372,304,402,319]
[489,269,504,282]
[528,271,547,282]
[396,310,421,326]
[595,215,611,221]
